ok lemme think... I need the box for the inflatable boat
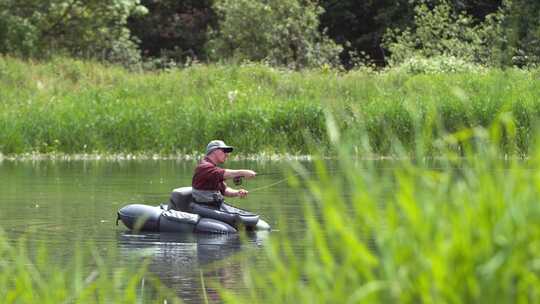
[117,187,271,234]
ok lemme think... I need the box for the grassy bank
[221,127,540,303]
[1,56,540,156]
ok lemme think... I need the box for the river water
[0,159,309,302]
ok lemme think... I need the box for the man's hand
[237,189,249,198]
[243,170,257,179]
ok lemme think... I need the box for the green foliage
[501,0,540,67]
[207,0,342,69]
[2,0,540,70]
[128,0,215,66]
[391,55,487,74]
[2,57,540,156]
[0,232,178,303]
[222,120,540,303]
[383,0,505,67]
[0,0,147,65]
[319,0,416,67]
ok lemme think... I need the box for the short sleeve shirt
[192,157,226,194]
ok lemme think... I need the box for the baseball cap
[206,140,234,155]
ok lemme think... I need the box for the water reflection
[117,230,269,302]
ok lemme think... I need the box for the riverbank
[2,56,540,156]
[0,151,314,162]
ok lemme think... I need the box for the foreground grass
[1,56,540,156]
[221,125,540,303]
[0,233,179,303]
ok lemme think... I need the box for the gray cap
[206,140,234,155]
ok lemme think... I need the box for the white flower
[227,90,238,104]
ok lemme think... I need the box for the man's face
[214,148,229,163]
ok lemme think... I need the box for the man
[191,140,256,207]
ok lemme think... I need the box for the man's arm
[223,169,256,180]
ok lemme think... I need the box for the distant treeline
[1,0,539,69]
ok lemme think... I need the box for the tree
[501,0,540,66]
[0,0,147,65]
[382,0,505,67]
[319,0,415,67]
[128,0,215,65]
[446,0,502,19]
[207,0,342,69]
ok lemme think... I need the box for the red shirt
[192,157,226,194]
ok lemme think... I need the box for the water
[0,159,306,302]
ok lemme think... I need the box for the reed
[0,232,179,303]
[1,56,540,156]
[220,120,540,303]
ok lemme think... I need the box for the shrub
[207,0,342,69]
[390,55,487,74]
[0,0,148,66]
[383,0,505,67]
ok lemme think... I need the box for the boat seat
[168,187,194,212]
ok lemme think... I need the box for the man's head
[205,140,233,163]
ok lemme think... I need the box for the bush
[0,0,148,66]
[390,55,487,74]
[383,0,505,67]
[207,0,343,69]
[501,0,540,67]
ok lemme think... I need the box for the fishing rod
[233,167,344,186]
[232,168,343,193]
[246,171,338,193]
[232,171,283,186]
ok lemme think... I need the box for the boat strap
[162,209,200,225]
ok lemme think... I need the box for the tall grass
[0,231,179,303]
[220,120,540,303]
[1,56,540,156]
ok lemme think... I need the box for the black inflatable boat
[117,187,271,234]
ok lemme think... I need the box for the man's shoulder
[195,158,220,171]
[197,158,214,167]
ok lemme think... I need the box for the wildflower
[227,90,238,104]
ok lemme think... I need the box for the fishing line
[237,169,338,193]
[252,172,285,177]
[234,165,388,194]
[246,168,343,193]
[235,162,507,193]
[248,177,290,193]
